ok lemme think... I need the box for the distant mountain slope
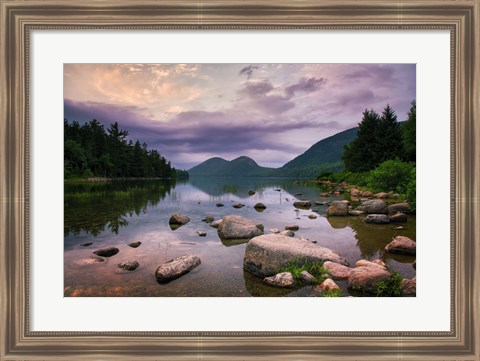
[273,127,359,177]
[188,156,274,177]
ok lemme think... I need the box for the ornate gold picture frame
[1,1,479,359]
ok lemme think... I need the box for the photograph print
[64,63,416,297]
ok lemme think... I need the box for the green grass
[277,258,329,284]
[375,272,403,297]
[321,289,344,297]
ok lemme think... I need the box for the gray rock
[217,215,264,239]
[280,230,295,237]
[233,203,245,209]
[364,214,390,224]
[308,214,318,219]
[388,202,410,214]
[169,213,191,225]
[196,231,207,237]
[93,247,119,257]
[118,260,139,271]
[285,224,299,231]
[248,190,256,196]
[300,270,316,284]
[155,255,201,283]
[263,272,295,288]
[326,201,349,216]
[389,212,407,223]
[385,236,416,255]
[293,201,311,209]
[244,234,348,277]
[356,199,388,214]
[128,241,142,248]
[400,277,416,296]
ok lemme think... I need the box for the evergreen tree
[342,105,405,172]
[402,100,416,162]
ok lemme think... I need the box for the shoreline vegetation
[65,102,416,297]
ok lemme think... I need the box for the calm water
[64,177,416,297]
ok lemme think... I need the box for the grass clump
[321,289,344,297]
[277,258,328,284]
[375,272,403,297]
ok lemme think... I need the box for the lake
[64,177,416,297]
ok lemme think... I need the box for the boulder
[254,202,267,210]
[388,202,410,214]
[93,247,119,257]
[209,219,223,228]
[128,241,142,248]
[285,225,299,231]
[323,261,352,280]
[244,234,348,277]
[316,278,340,292]
[326,200,349,216]
[356,199,388,214]
[263,272,295,288]
[293,200,311,209]
[300,270,316,284]
[355,259,387,269]
[248,190,256,196]
[118,260,139,271]
[155,255,201,283]
[364,214,390,224]
[389,212,407,223]
[217,215,264,239]
[372,259,387,268]
[347,259,391,293]
[361,191,373,197]
[374,192,389,198]
[385,236,416,255]
[400,277,416,296]
[169,213,190,225]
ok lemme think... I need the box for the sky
[64,63,416,170]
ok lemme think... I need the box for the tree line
[64,119,188,179]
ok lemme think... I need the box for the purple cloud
[239,65,259,79]
[285,77,327,98]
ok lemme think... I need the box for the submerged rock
[155,255,201,283]
[80,242,93,247]
[248,190,256,196]
[326,201,349,216]
[263,272,295,288]
[201,216,214,223]
[169,213,190,226]
[74,256,105,266]
[364,214,390,224]
[118,260,139,271]
[93,247,119,257]
[216,203,224,207]
[209,219,223,228]
[217,215,264,239]
[356,199,388,214]
[285,224,299,231]
[244,234,348,277]
[293,201,311,209]
[196,231,207,237]
[128,241,142,248]
[270,228,280,234]
[280,230,295,237]
[254,202,267,210]
[233,203,245,209]
[308,214,318,219]
[385,236,416,255]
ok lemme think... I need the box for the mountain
[273,127,358,177]
[188,156,274,177]
[188,126,359,178]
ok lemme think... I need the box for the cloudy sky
[64,63,415,170]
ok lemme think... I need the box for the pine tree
[402,100,416,162]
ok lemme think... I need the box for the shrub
[405,167,416,212]
[375,272,403,297]
[368,159,415,193]
[321,288,344,297]
[277,258,328,284]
